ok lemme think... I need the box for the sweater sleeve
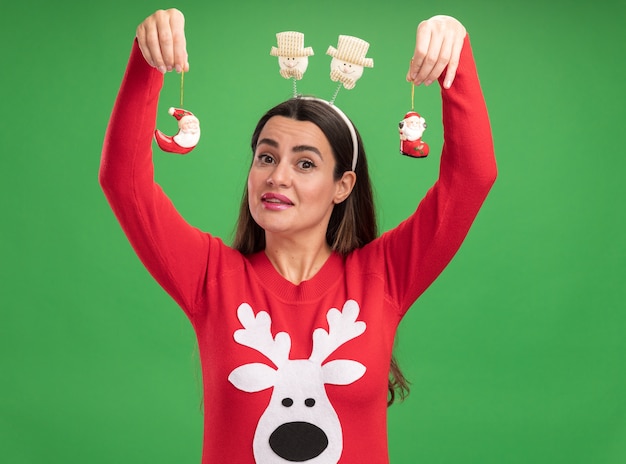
[379,35,498,313]
[99,40,214,314]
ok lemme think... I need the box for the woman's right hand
[136,8,188,74]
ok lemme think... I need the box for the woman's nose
[267,161,291,187]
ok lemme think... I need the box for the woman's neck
[264,235,332,285]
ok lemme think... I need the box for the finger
[154,11,176,72]
[422,33,453,86]
[414,29,444,86]
[169,10,188,72]
[147,27,167,73]
[136,20,156,68]
[136,13,168,73]
[442,33,465,89]
[406,21,431,83]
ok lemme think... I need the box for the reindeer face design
[228,300,367,464]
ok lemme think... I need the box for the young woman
[100,8,496,464]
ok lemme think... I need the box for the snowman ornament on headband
[327,35,374,90]
[271,31,314,81]
[271,31,374,99]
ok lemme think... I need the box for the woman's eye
[257,154,275,164]
[299,160,315,170]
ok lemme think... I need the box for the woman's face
[247,116,354,244]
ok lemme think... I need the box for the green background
[2,0,625,463]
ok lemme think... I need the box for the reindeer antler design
[234,303,292,369]
[309,300,366,364]
[230,300,367,462]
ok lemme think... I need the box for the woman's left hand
[406,15,467,89]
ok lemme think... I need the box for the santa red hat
[403,111,422,120]
[168,107,194,120]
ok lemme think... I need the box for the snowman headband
[270,31,374,171]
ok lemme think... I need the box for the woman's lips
[261,193,294,210]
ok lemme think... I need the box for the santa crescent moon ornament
[154,107,201,155]
[399,84,429,158]
[154,72,201,155]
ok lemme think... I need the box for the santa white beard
[174,130,201,148]
[402,125,424,141]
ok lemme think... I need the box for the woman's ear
[334,171,357,204]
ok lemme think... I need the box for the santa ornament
[154,72,201,155]
[154,107,201,155]
[399,85,429,158]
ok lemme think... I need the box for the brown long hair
[233,98,409,405]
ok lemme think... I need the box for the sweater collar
[247,250,344,302]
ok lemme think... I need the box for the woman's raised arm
[99,9,220,316]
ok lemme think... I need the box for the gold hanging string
[180,70,185,107]
[411,83,415,111]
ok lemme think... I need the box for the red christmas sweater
[100,36,496,464]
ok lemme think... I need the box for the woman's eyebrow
[293,145,322,158]
[256,138,279,148]
[257,138,323,159]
